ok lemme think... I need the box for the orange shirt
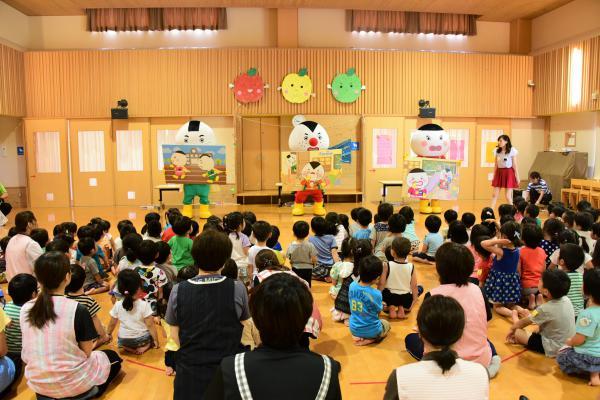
[520,247,546,288]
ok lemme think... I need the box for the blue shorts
[118,333,152,349]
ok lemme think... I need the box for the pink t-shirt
[468,245,492,283]
[5,234,43,281]
[431,283,492,367]
[520,247,546,288]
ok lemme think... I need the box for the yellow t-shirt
[160,319,179,352]
[0,308,10,333]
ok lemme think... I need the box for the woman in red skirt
[491,134,519,207]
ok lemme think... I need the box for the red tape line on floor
[501,348,528,362]
[124,358,166,372]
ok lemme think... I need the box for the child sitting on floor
[224,212,251,285]
[248,221,272,286]
[309,217,339,282]
[116,233,143,273]
[107,269,159,355]
[168,217,194,271]
[329,238,354,299]
[135,240,168,316]
[349,255,390,346]
[374,214,406,262]
[520,223,546,310]
[5,273,37,372]
[441,209,458,239]
[287,221,317,288]
[557,243,586,317]
[353,208,373,240]
[412,215,443,265]
[371,203,393,249]
[378,237,420,319]
[507,269,575,358]
[469,226,493,286]
[77,237,109,295]
[557,268,600,386]
[399,206,420,252]
[461,212,476,239]
[540,219,564,268]
[525,204,542,227]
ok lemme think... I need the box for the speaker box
[418,107,436,118]
[111,108,128,119]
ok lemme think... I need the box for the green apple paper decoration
[328,68,366,103]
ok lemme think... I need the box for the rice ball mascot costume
[288,115,330,216]
[175,120,216,219]
[410,123,450,214]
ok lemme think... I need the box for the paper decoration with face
[407,168,429,198]
[229,68,268,103]
[279,68,314,104]
[300,161,325,188]
[410,124,449,158]
[288,115,330,151]
[170,151,190,180]
[175,120,216,145]
[328,68,366,103]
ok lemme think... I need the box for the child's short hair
[30,228,49,249]
[576,200,592,212]
[206,216,223,232]
[522,223,543,249]
[529,171,541,180]
[138,240,158,265]
[515,200,527,215]
[525,204,540,219]
[60,222,78,237]
[373,213,381,224]
[473,235,492,259]
[350,207,364,222]
[252,220,272,242]
[519,216,536,226]
[266,226,280,249]
[548,203,566,219]
[358,255,383,283]
[542,218,564,244]
[221,259,238,280]
[122,233,143,263]
[461,213,476,229]
[480,207,496,221]
[90,218,110,233]
[155,241,171,264]
[542,268,571,299]
[117,222,137,238]
[574,211,594,231]
[498,204,516,218]
[310,217,328,237]
[500,221,523,247]
[53,224,64,237]
[398,206,415,224]
[447,221,468,245]
[242,211,257,225]
[443,209,458,224]
[146,220,162,239]
[424,215,442,233]
[177,265,199,281]
[223,212,245,235]
[88,224,103,242]
[435,242,475,287]
[357,208,373,227]
[292,221,310,239]
[388,214,406,234]
[191,230,232,272]
[45,239,70,253]
[144,212,160,225]
[8,273,38,306]
[189,220,200,238]
[563,210,576,227]
[391,237,411,259]
[558,243,585,272]
[165,208,182,226]
[377,203,394,222]
[172,216,192,236]
[500,215,515,225]
[65,264,86,294]
[469,224,491,242]
[77,237,96,256]
[255,249,281,272]
[583,268,600,305]
[339,237,353,259]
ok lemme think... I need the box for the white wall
[0,2,30,49]
[548,111,600,177]
[299,9,510,53]
[511,118,546,179]
[532,0,600,52]
[0,117,26,187]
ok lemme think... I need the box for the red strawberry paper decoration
[229,68,269,104]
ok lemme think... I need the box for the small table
[379,180,403,204]
[155,184,182,209]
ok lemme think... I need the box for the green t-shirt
[574,306,600,358]
[168,235,194,271]
[0,184,6,196]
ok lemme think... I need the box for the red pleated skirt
[492,168,518,188]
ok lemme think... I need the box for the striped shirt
[66,294,101,318]
[4,302,22,353]
[566,271,584,316]
[527,179,551,195]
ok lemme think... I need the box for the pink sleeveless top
[431,283,492,367]
[21,296,110,398]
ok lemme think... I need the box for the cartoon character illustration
[410,123,450,214]
[328,68,366,103]
[197,153,221,183]
[175,120,217,219]
[278,68,314,104]
[288,115,330,151]
[290,115,329,216]
[170,151,190,180]
[286,153,298,174]
[438,168,453,191]
[407,168,429,197]
[229,68,269,103]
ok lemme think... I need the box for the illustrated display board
[481,129,502,167]
[406,158,460,201]
[281,149,343,191]
[162,144,227,185]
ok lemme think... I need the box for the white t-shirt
[393,359,489,400]
[5,234,43,281]
[118,256,142,272]
[550,248,592,273]
[229,232,251,268]
[247,245,270,279]
[334,225,348,250]
[386,261,414,295]
[494,147,518,168]
[110,299,152,339]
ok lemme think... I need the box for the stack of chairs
[561,179,600,209]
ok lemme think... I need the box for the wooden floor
[1,201,599,400]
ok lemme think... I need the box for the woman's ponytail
[27,252,70,329]
[428,346,458,373]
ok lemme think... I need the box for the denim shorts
[118,333,152,348]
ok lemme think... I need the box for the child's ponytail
[351,239,373,276]
[223,212,243,239]
[118,269,142,312]
[27,252,71,329]
[500,221,523,247]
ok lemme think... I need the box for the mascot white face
[175,120,216,145]
[288,115,329,151]
[301,161,325,182]
[410,124,449,158]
